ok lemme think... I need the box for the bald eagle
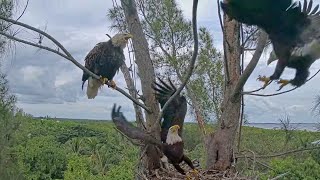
[221,0,320,90]
[111,106,198,177]
[81,33,133,99]
[161,125,198,176]
[152,78,187,143]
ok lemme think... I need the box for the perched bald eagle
[152,78,187,143]
[111,106,197,177]
[221,0,320,90]
[81,33,133,99]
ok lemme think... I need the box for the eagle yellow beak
[170,125,180,132]
[125,33,133,40]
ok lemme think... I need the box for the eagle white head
[166,125,182,145]
[111,33,133,49]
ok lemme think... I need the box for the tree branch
[154,0,199,125]
[236,146,320,159]
[231,30,267,102]
[0,16,151,113]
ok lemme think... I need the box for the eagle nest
[146,159,249,180]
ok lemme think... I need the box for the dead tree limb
[231,30,268,102]
[154,0,199,126]
[236,146,320,159]
[112,104,162,147]
[0,15,151,113]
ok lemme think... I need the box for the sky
[2,0,320,123]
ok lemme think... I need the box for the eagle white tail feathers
[86,77,103,99]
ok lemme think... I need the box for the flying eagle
[81,33,133,99]
[111,105,198,177]
[221,0,320,90]
[152,78,187,143]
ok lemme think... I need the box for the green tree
[0,0,22,178]
[108,0,224,133]
[16,136,67,180]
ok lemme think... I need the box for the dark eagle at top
[152,78,187,143]
[221,0,320,90]
[82,33,133,99]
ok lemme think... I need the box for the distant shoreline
[35,117,319,132]
[245,123,319,132]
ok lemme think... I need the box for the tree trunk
[120,64,145,128]
[205,11,241,170]
[120,0,161,175]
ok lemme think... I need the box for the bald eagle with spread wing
[152,78,187,143]
[111,106,198,177]
[82,33,133,99]
[221,0,320,90]
[152,78,198,176]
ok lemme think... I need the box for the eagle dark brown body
[81,33,132,99]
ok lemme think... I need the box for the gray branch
[0,16,151,113]
[231,30,268,102]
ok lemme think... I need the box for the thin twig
[236,146,320,159]
[154,0,199,126]
[0,16,151,112]
[237,24,245,153]
[270,172,290,180]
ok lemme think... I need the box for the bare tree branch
[231,31,268,102]
[154,0,199,125]
[236,146,320,159]
[0,15,151,113]
[270,172,290,180]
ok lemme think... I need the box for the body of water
[246,123,319,132]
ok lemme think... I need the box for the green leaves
[16,136,67,180]
[267,157,320,180]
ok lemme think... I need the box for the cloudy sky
[2,0,320,123]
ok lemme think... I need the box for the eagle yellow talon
[185,169,198,180]
[190,169,198,175]
[99,76,108,84]
[185,175,192,180]
[108,80,116,89]
[277,79,290,91]
[257,75,271,89]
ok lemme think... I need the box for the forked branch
[0,15,151,113]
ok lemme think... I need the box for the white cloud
[3,0,320,123]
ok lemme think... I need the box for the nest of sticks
[145,160,249,180]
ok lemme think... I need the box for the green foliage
[5,118,320,179]
[311,148,320,164]
[16,136,67,180]
[64,154,101,180]
[264,157,320,180]
[106,160,135,180]
[56,125,106,144]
